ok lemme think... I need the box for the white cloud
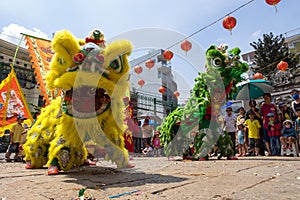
[252,30,261,38]
[0,24,49,47]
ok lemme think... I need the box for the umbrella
[234,79,274,100]
[139,112,162,123]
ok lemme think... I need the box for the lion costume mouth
[63,86,111,118]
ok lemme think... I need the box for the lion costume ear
[46,30,81,89]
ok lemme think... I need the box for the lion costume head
[43,29,133,168]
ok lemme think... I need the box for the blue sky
[1,0,298,52]
[0,0,299,103]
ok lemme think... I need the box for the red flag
[0,70,33,135]
[24,35,54,105]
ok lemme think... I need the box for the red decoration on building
[173,91,180,98]
[138,79,145,87]
[277,61,288,71]
[253,72,264,80]
[145,59,155,70]
[134,65,143,75]
[158,86,166,94]
[265,0,281,12]
[222,16,237,34]
[180,40,192,54]
[163,50,173,61]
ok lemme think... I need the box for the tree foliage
[250,32,299,79]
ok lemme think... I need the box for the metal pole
[154,98,157,129]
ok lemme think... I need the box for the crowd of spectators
[225,89,300,157]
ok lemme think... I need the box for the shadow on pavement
[61,165,188,190]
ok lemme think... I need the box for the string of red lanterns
[133,0,283,94]
[131,0,263,70]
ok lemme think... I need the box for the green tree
[250,32,299,79]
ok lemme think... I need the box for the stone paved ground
[0,156,299,200]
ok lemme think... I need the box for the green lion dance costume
[24,29,134,175]
[158,44,248,160]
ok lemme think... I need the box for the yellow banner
[0,70,33,136]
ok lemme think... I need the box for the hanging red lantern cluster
[180,40,192,54]
[173,91,180,98]
[163,50,173,61]
[253,72,264,80]
[158,86,166,94]
[265,0,281,12]
[277,61,288,71]
[138,79,145,87]
[145,59,155,70]
[134,65,143,75]
[222,16,237,34]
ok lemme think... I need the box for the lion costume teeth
[23,29,133,172]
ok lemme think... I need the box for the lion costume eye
[212,57,222,67]
[109,56,123,73]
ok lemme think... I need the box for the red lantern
[145,59,155,70]
[173,91,180,98]
[222,16,237,34]
[158,87,166,94]
[163,50,173,61]
[265,0,281,12]
[180,40,192,54]
[138,79,145,87]
[134,65,143,75]
[253,73,264,80]
[277,61,288,71]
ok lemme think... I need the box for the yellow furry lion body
[23,30,132,170]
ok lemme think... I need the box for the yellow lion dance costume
[23,29,133,175]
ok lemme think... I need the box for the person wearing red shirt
[260,93,281,156]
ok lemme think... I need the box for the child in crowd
[244,111,261,156]
[142,143,153,157]
[236,123,246,156]
[236,107,246,125]
[280,120,297,150]
[152,131,161,157]
[295,108,300,151]
[266,113,281,156]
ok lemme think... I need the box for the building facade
[0,39,43,113]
